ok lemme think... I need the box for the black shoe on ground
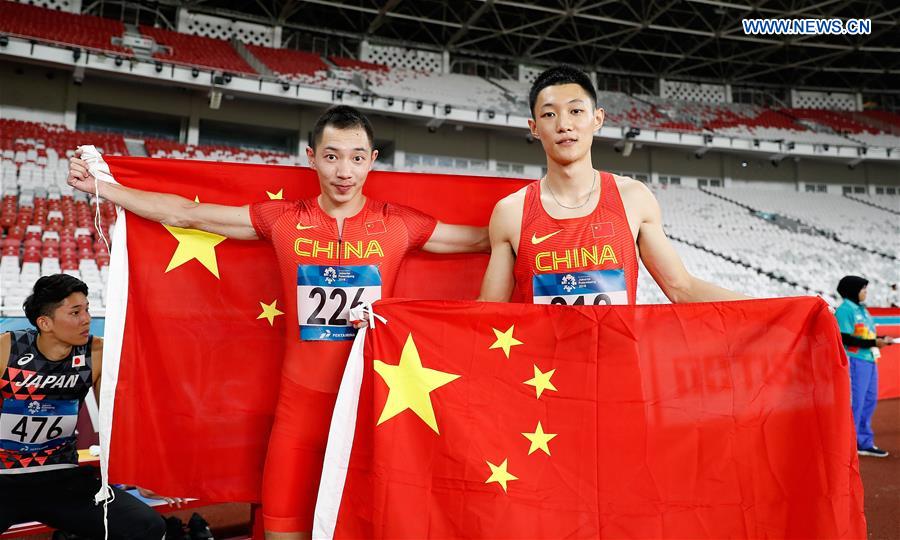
[165,516,187,540]
[858,446,889,457]
[188,512,214,540]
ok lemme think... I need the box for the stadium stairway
[845,193,900,216]
[234,39,275,78]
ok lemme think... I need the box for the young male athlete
[0,274,166,538]
[479,66,746,304]
[67,105,488,538]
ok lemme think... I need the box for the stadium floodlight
[416,100,423,110]
[488,110,495,120]
[223,73,232,84]
[625,127,640,139]
[847,157,863,169]
[115,56,123,66]
[786,142,795,150]
[614,140,634,157]
[335,89,344,100]
[387,97,394,106]
[155,61,163,73]
[361,93,370,103]
[426,118,444,133]
[281,81,290,91]
[444,104,452,115]
[769,154,787,167]
[694,147,710,159]
[191,67,200,78]
[72,65,84,85]
[0,36,8,47]
[209,90,222,110]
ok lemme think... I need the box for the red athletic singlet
[512,172,638,305]
[249,196,436,532]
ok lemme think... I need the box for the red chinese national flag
[314,297,865,538]
[97,156,524,502]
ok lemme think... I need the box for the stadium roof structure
[163,0,899,92]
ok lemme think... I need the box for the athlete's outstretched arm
[67,149,258,240]
[422,223,490,254]
[634,185,749,303]
[477,199,518,302]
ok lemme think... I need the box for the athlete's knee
[123,511,166,540]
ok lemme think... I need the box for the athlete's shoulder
[375,198,435,221]
[493,183,530,215]
[613,173,657,207]
[612,173,651,195]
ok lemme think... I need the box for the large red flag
[97,156,525,501]
[314,297,866,538]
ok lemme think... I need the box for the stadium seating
[139,25,256,74]
[788,108,878,135]
[710,187,899,254]
[329,56,390,72]
[143,139,301,165]
[0,1,130,55]
[245,44,330,86]
[3,6,900,313]
[652,185,897,306]
[366,69,526,115]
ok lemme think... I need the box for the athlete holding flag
[67,105,488,539]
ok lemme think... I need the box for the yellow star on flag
[485,458,518,493]
[266,189,284,200]
[257,300,284,326]
[524,364,557,399]
[522,421,557,456]
[163,224,227,278]
[374,333,460,433]
[489,325,523,358]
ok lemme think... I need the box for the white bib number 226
[297,265,382,341]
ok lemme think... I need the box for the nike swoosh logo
[531,230,562,245]
[296,224,317,230]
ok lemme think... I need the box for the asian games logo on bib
[561,274,577,292]
[27,401,41,415]
[323,267,337,285]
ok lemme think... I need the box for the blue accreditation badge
[297,264,382,341]
[532,268,628,306]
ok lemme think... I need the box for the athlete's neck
[544,155,596,199]
[317,193,367,235]
[35,332,74,361]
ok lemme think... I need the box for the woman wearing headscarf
[834,275,895,457]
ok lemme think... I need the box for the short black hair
[23,274,89,329]
[310,105,375,150]
[528,65,598,118]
